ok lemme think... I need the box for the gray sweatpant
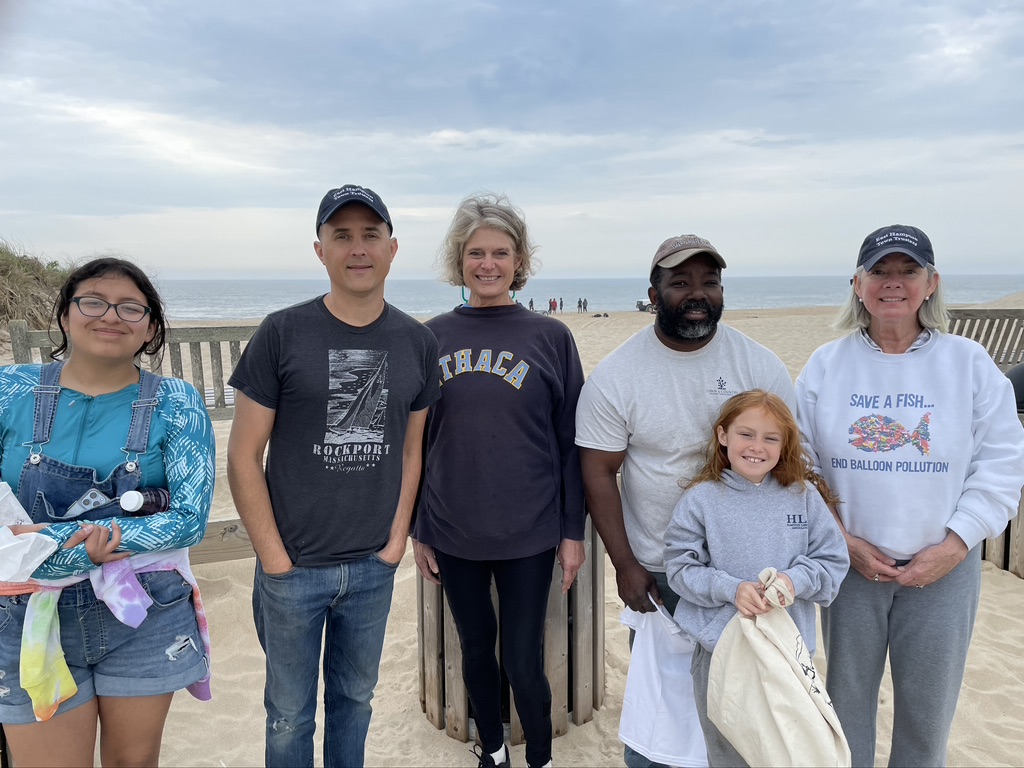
[690,644,749,768]
[821,547,982,767]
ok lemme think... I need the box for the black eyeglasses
[70,296,152,323]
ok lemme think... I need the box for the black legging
[434,548,556,768]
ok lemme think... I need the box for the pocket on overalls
[0,594,23,635]
[139,572,192,609]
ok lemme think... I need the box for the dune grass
[0,239,69,332]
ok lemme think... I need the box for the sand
[3,297,1023,767]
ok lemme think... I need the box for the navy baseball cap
[857,225,933,271]
[316,185,393,235]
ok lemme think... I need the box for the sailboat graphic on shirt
[325,350,388,444]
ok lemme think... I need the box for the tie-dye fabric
[15,548,211,720]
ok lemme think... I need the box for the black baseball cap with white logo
[857,225,933,271]
[316,185,393,235]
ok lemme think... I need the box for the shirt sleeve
[33,380,216,579]
[664,490,742,608]
[227,314,282,410]
[575,374,629,452]
[557,330,586,540]
[946,357,1024,549]
[781,484,849,604]
[768,358,798,412]
[411,327,442,412]
[795,351,824,473]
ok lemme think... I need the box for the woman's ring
[873,574,880,582]
[917,584,924,589]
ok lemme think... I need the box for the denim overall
[0,361,208,725]
[16,361,162,522]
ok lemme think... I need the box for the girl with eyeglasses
[0,257,214,766]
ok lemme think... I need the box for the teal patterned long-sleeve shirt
[0,364,215,580]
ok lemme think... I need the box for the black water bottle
[119,488,171,516]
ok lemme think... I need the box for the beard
[655,297,724,342]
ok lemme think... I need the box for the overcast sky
[1,0,1022,279]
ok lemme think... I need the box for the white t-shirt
[576,324,795,571]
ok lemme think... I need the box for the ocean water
[155,274,1024,323]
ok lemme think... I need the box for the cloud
[0,0,1022,279]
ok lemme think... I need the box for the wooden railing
[946,310,1024,576]
[948,308,1024,372]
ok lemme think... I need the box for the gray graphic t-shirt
[230,297,439,566]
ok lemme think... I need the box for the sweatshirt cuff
[782,568,809,599]
[712,573,743,605]
[946,513,987,552]
[561,512,586,541]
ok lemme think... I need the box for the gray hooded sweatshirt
[665,469,848,653]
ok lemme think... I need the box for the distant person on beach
[529,298,535,311]
[575,234,795,768]
[665,390,848,767]
[796,224,1024,767]
[227,185,440,768]
[0,257,214,767]
[583,298,588,312]
[559,297,564,313]
[578,297,583,313]
[413,193,586,768]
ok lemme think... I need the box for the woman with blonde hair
[413,193,586,768]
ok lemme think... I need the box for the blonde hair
[435,193,538,291]
[688,389,840,507]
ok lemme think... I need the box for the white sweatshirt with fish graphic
[796,330,1024,560]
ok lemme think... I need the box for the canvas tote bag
[707,567,851,768]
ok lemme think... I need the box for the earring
[510,290,516,300]
[925,295,931,301]
[858,297,863,303]
[461,286,468,303]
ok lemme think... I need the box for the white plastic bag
[0,481,58,581]
[620,600,708,767]
[707,568,850,768]
[0,481,33,525]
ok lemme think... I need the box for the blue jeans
[253,555,398,768]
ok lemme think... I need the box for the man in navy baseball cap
[228,182,439,767]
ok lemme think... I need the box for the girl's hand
[6,523,49,536]
[81,521,130,564]
[734,581,769,617]
[773,572,795,607]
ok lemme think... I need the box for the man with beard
[575,234,795,768]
